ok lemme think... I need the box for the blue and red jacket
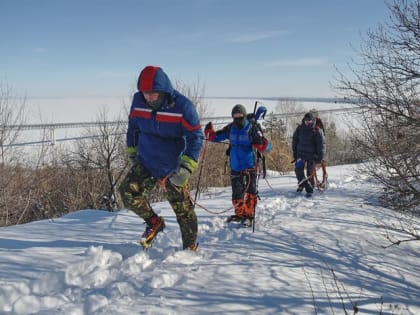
[212,120,269,172]
[127,66,203,178]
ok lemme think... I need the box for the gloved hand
[169,155,198,188]
[295,158,304,169]
[127,146,137,163]
[204,122,216,141]
[252,138,271,153]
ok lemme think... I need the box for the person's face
[304,118,313,126]
[232,112,246,128]
[143,91,166,110]
[143,92,160,103]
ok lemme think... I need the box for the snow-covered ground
[0,164,418,315]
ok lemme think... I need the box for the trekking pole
[193,138,209,210]
[252,161,263,233]
[252,101,258,232]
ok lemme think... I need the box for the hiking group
[119,65,326,251]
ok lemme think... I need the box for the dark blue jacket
[213,120,264,172]
[127,68,203,178]
[292,121,325,163]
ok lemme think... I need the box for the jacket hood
[137,66,174,95]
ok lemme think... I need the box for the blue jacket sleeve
[213,124,231,142]
[181,99,204,162]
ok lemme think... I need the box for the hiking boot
[184,242,199,252]
[140,216,165,248]
[226,215,243,223]
[232,199,246,217]
[296,186,304,193]
[244,193,257,217]
[241,217,253,228]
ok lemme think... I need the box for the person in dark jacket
[204,104,271,227]
[292,112,325,196]
[119,65,203,250]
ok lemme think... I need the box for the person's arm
[181,102,203,163]
[205,122,230,142]
[250,123,271,153]
[292,128,299,160]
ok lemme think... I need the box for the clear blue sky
[1,0,390,99]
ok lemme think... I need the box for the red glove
[204,122,216,141]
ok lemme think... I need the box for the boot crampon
[140,215,165,249]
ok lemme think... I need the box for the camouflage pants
[118,162,197,248]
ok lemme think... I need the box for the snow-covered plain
[0,164,418,315]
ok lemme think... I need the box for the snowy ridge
[0,165,418,314]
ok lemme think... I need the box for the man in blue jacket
[204,104,271,227]
[292,112,325,196]
[119,65,203,250]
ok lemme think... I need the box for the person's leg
[165,182,197,249]
[244,170,258,218]
[295,159,306,192]
[230,170,247,218]
[305,161,314,194]
[119,162,157,220]
[119,162,165,246]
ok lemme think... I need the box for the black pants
[295,160,314,193]
[231,169,258,200]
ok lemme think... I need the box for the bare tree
[174,76,212,118]
[0,83,27,226]
[335,0,419,242]
[71,108,128,210]
[0,82,26,164]
[274,99,306,137]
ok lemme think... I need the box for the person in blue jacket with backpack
[119,65,203,250]
[292,112,325,196]
[204,104,271,227]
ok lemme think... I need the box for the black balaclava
[145,92,167,110]
[231,104,247,128]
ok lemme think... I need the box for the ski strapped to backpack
[248,101,268,179]
[249,101,269,232]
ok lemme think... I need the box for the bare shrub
[0,83,27,225]
[335,0,420,216]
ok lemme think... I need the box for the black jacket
[292,122,325,163]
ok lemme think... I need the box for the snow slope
[0,164,418,315]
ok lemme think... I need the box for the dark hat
[303,112,315,121]
[231,104,247,117]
